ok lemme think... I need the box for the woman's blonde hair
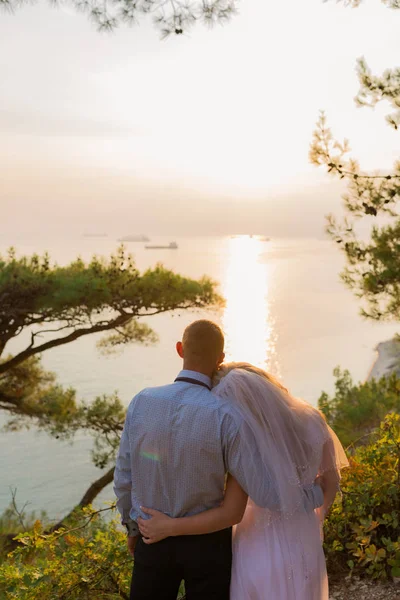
[213,362,288,394]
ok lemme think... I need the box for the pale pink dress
[230,502,328,600]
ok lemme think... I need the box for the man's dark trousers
[130,528,232,600]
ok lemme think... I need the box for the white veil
[213,363,348,518]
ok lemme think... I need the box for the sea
[0,235,398,519]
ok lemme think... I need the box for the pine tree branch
[0,312,131,375]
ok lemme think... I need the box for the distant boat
[118,234,150,242]
[250,235,271,241]
[145,241,178,250]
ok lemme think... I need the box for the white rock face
[367,338,400,382]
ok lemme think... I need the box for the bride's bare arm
[138,475,248,544]
[317,439,341,520]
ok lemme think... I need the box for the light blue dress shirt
[114,369,322,526]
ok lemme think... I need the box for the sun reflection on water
[221,236,277,372]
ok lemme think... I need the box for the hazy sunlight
[221,236,276,371]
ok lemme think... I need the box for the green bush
[0,507,131,600]
[0,506,186,600]
[324,413,400,580]
[318,368,400,447]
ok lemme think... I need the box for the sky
[0,0,399,237]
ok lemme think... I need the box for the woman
[138,363,348,600]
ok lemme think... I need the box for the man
[114,320,323,600]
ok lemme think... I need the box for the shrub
[0,506,131,599]
[318,368,400,447]
[0,505,186,599]
[324,413,400,580]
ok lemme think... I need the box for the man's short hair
[182,320,224,363]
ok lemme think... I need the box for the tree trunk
[2,466,115,549]
[50,466,115,531]
[78,466,115,507]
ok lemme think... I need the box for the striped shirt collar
[176,369,212,390]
